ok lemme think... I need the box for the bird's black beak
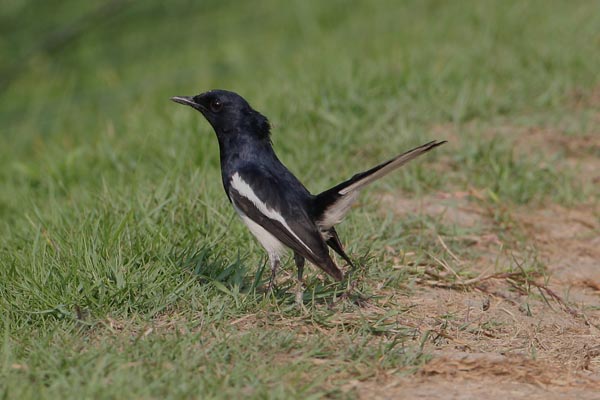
[170,96,204,111]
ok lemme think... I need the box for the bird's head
[171,89,270,140]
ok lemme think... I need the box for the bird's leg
[294,252,305,283]
[294,252,306,305]
[266,254,280,291]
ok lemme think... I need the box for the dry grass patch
[374,157,600,395]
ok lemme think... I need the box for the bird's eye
[210,99,223,113]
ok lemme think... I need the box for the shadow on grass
[179,243,374,306]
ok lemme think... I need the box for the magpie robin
[171,90,445,289]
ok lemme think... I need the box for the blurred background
[2,0,598,159]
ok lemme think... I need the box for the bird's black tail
[313,140,446,229]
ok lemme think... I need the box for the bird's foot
[263,257,280,293]
[329,279,368,308]
[264,279,276,293]
[294,280,305,305]
[294,282,310,313]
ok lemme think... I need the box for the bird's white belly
[232,205,287,258]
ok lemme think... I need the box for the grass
[1,0,599,398]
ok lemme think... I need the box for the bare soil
[366,125,600,399]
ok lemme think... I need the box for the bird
[171,89,446,290]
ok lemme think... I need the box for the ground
[360,122,600,398]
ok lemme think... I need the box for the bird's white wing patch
[230,173,314,255]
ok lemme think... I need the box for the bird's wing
[324,227,355,269]
[313,140,446,229]
[228,167,343,281]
